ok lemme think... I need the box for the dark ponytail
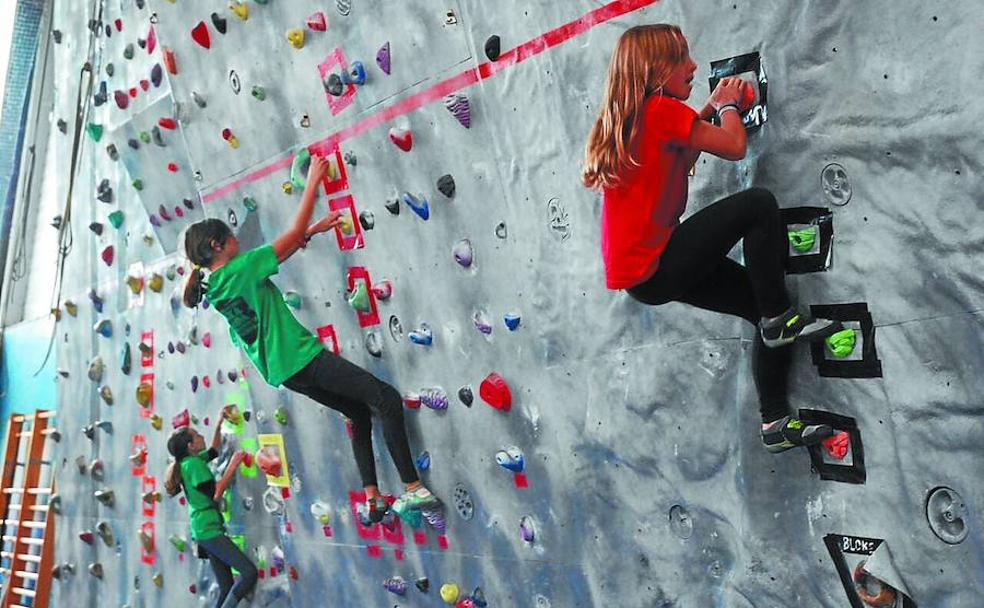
[164,427,195,497]
[182,219,233,308]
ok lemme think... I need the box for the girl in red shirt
[582,24,842,453]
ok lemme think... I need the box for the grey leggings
[197,534,258,608]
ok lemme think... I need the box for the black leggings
[626,187,792,423]
[283,350,419,487]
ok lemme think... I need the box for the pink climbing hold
[201,332,212,348]
[376,41,391,75]
[371,281,392,300]
[388,127,412,152]
[172,409,190,429]
[147,25,157,55]
[479,372,512,411]
[101,246,114,266]
[158,117,177,130]
[306,11,327,31]
[139,79,150,91]
[256,446,283,477]
[822,431,850,460]
[444,93,471,128]
[191,21,211,49]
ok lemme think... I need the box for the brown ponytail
[181,219,233,308]
[164,427,195,497]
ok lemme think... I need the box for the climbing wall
[26,0,984,606]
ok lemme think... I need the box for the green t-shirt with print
[205,244,323,387]
[180,450,224,541]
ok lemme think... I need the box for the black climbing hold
[89,222,104,236]
[484,35,501,61]
[183,198,194,209]
[104,24,112,38]
[324,73,344,96]
[151,126,165,146]
[228,209,238,226]
[457,386,473,407]
[96,179,113,203]
[343,151,356,166]
[52,30,62,44]
[384,195,400,215]
[136,0,145,7]
[106,144,119,161]
[437,174,455,198]
[137,37,146,49]
[150,63,163,87]
[93,81,108,106]
[358,210,374,230]
[415,577,430,593]
[211,12,228,34]
[127,138,140,150]
[56,119,67,134]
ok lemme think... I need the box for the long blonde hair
[582,24,689,190]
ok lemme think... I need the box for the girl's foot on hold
[357,495,391,525]
[760,307,843,348]
[761,415,834,453]
[392,484,443,518]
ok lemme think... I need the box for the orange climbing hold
[162,47,177,74]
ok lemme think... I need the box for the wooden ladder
[0,410,58,608]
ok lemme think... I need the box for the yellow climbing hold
[229,1,249,20]
[148,273,164,293]
[152,572,163,587]
[64,300,78,316]
[286,28,305,49]
[126,275,144,295]
[440,582,460,604]
[136,381,153,408]
[282,181,294,194]
[150,413,163,430]
[338,214,354,235]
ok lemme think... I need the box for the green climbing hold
[106,63,114,77]
[283,291,301,309]
[108,211,124,228]
[251,85,266,101]
[86,123,104,142]
[243,196,258,212]
[168,534,187,552]
[132,179,144,191]
[139,131,151,143]
[290,148,311,190]
[826,328,856,358]
[274,407,288,425]
[347,282,370,312]
[787,226,818,252]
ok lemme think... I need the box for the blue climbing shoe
[761,415,835,453]
[760,307,843,348]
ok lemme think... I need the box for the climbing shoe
[761,415,835,453]
[356,496,390,526]
[392,485,443,524]
[760,307,843,348]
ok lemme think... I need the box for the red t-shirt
[601,95,697,289]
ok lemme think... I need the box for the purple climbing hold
[504,314,521,331]
[473,310,492,335]
[420,388,449,410]
[444,93,471,128]
[453,239,473,268]
[228,370,238,382]
[149,215,161,227]
[383,577,407,596]
[422,509,446,534]
[150,63,163,87]
[191,376,199,392]
[89,289,104,313]
[175,341,186,354]
[519,515,535,543]
[376,41,391,75]
[402,192,429,220]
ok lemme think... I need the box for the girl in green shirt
[180,155,441,526]
[165,405,257,607]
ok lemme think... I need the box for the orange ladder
[0,410,58,608]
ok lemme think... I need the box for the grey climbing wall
[15,0,983,606]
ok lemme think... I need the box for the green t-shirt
[180,449,224,541]
[206,244,323,386]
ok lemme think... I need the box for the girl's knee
[746,187,777,211]
[377,385,404,418]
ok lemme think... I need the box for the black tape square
[809,303,882,378]
[780,207,833,274]
[798,409,865,485]
[708,51,768,132]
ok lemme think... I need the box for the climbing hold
[371,280,391,300]
[444,93,471,128]
[150,414,162,430]
[251,85,266,101]
[88,563,103,579]
[64,300,78,317]
[106,144,119,161]
[668,504,694,539]
[484,35,501,61]
[97,521,113,546]
[495,446,525,472]
[108,210,124,228]
[158,117,177,130]
[148,273,163,293]
[52,29,62,44]
[283,291,301,309]
[257,446,283,477]
[150,62,163,87]
[822,431,850,460]
[440,582,460,604]
[94,489,115,506]
[453,239,473,267]
[504,314,521,331]
[282,181,294,194]
[138,131,151,144]
[383,577,408,596]
[94,319,112,338]
[926,486,969,544]
[79,530,95,545]
[324,73,344,96]
[471,588,489,608]
[359,210,374,230]
[290,148,311,190]
[788,226,818,252]
[168,534,187,552]
[403,192,429,220]
[286,28,305,49]
[106,63,115,77]
[89,290,104,313]
[135,382,153,408]
[172,409,190,429]
[423,509,446,533]
[229,1,249,21]
[389,315,403,341]
[229,69,241,94]
[190,376,199,392]
[152,572,163,587]
[307,11,327,31]
[336,0,352,16]
[421,388,449,410]
[479,372,512,411]
[99,386,113,405]
[191,91,207,110]
[408,323,433,346]
[93,81,108,107]
[365,331,384,358]
[437,174,455,198]
[167,161,179,173]
[152,127,166,146]
[243,196,258,212]
[375,41,391,74]
[825,328,856,358]
[388,127,413,151]
[520,515,536,542]
[451,483,474,521]
[340,61,366,86]
[457,387,473,407]
[96,179,113,202]
[494,221,507,239]
[299,113,312,128]
[132,178,144,191]
[191,21,210,48]
[201,332,212,348]
[114,89,129,109]
[89,222,104,235]
[137,527,153,552]
[274,407,288,425]
[86,123,103,142]
[127,138,140,150]
[123,43,135,60]
[384,192,400,215]
[473,310,492,335]
[416,451,431,470]
[347,282,371,312]
[821,162,852,206]
[120,343,132,375]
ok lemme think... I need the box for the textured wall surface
[7,0,983,606]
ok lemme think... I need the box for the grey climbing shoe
[761,415,835,453]
[760,307,843,348]
[356,496,390,526]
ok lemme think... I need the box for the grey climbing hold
[457,386,473,407]
[88,357,105,382]
[106,144,119,161]
[384,192,400,215]
[52,30,62,44]
[821,162,852,206]
[437,174,455,198]
[56,119,67,133]
[668,504,693,539]
[96,179,113,203]
[365,331,383,358]
[485,35,501,61]
[343,150,357,166]
[452,484,474,520]
[324,73,344,96]
[127,138,140,150]
[336,0,351,17]
[359,210,374,230]
[151,126,165,146]
[229,70,241,94]
[494,221,507,239]
[388,315,403,342]
[926,486,969,544]
[105,63,114,77]
[123,43,134,60]
[192,91,207,108]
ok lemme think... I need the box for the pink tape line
[202,0,659,203]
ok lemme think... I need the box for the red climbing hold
[101,246,114,266]
[167,162,179,173]
[129,87,138,98]
[158,117,177,130]
[191,21,211,49]
[114,18,123,32]
[388,127,412,152]
[822,431,850,460]
[479,372,512,411]
[162,47,177,75]
[256,447,283,477]
[114,90,129,109]
[306,11,327,31]
[139,79,149,91]
[739,80,756,111]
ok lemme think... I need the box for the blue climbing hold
[495,446,525,472]
[408,323,433,346]
[416,451,431,471]
[339,61,366,85]
[504,314,521,331]
[94,320,113,338]
[402,192,429,220]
